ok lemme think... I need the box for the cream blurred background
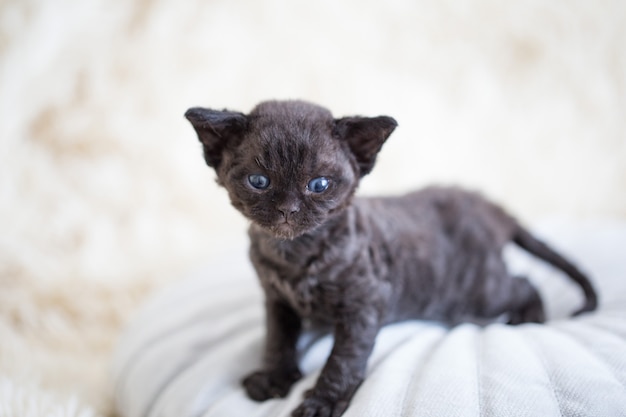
[1,0,625,416]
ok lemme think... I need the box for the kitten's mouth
[270,221,299,240]
[266,220,310,240]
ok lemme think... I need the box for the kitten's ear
[184,107,248,168]
[333,116,398,176]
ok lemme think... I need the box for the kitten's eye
[307,177,329,193]
[248,174,270,190]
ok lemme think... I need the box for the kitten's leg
[471,253,545,325]
[477,273,545,325]
[506,276,545,325]
[292,310,380,417]
[242,298,303,401]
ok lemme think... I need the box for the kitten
[185,100,597,417]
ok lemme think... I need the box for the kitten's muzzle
[273,222,296,237]
[277,202,300,221]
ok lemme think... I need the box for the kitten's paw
[508,303,545,325]
[242,368,302,401]
[291,396,349,417]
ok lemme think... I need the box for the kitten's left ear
[333,116,398,176]
[185,107,248,168]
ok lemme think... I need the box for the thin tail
[513,225,598,316]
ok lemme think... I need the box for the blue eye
[248,174,270,190]
[307,177,329,193]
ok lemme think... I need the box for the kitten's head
[185,100,397,239]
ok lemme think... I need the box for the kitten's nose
[277,202,300,219]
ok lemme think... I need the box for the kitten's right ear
[184,107,248,168]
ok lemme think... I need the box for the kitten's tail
[512,225,598,316]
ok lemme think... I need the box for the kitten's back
[356,186,517,249]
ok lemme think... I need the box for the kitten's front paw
[291,395,350,417]
[242,368,302,401]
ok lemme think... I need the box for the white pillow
[112,219,626,417]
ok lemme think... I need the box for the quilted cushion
[112,219,626,417]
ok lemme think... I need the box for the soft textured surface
[113,220,626,417]
[1,1,626,416]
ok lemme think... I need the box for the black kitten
[185,100,597,417]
